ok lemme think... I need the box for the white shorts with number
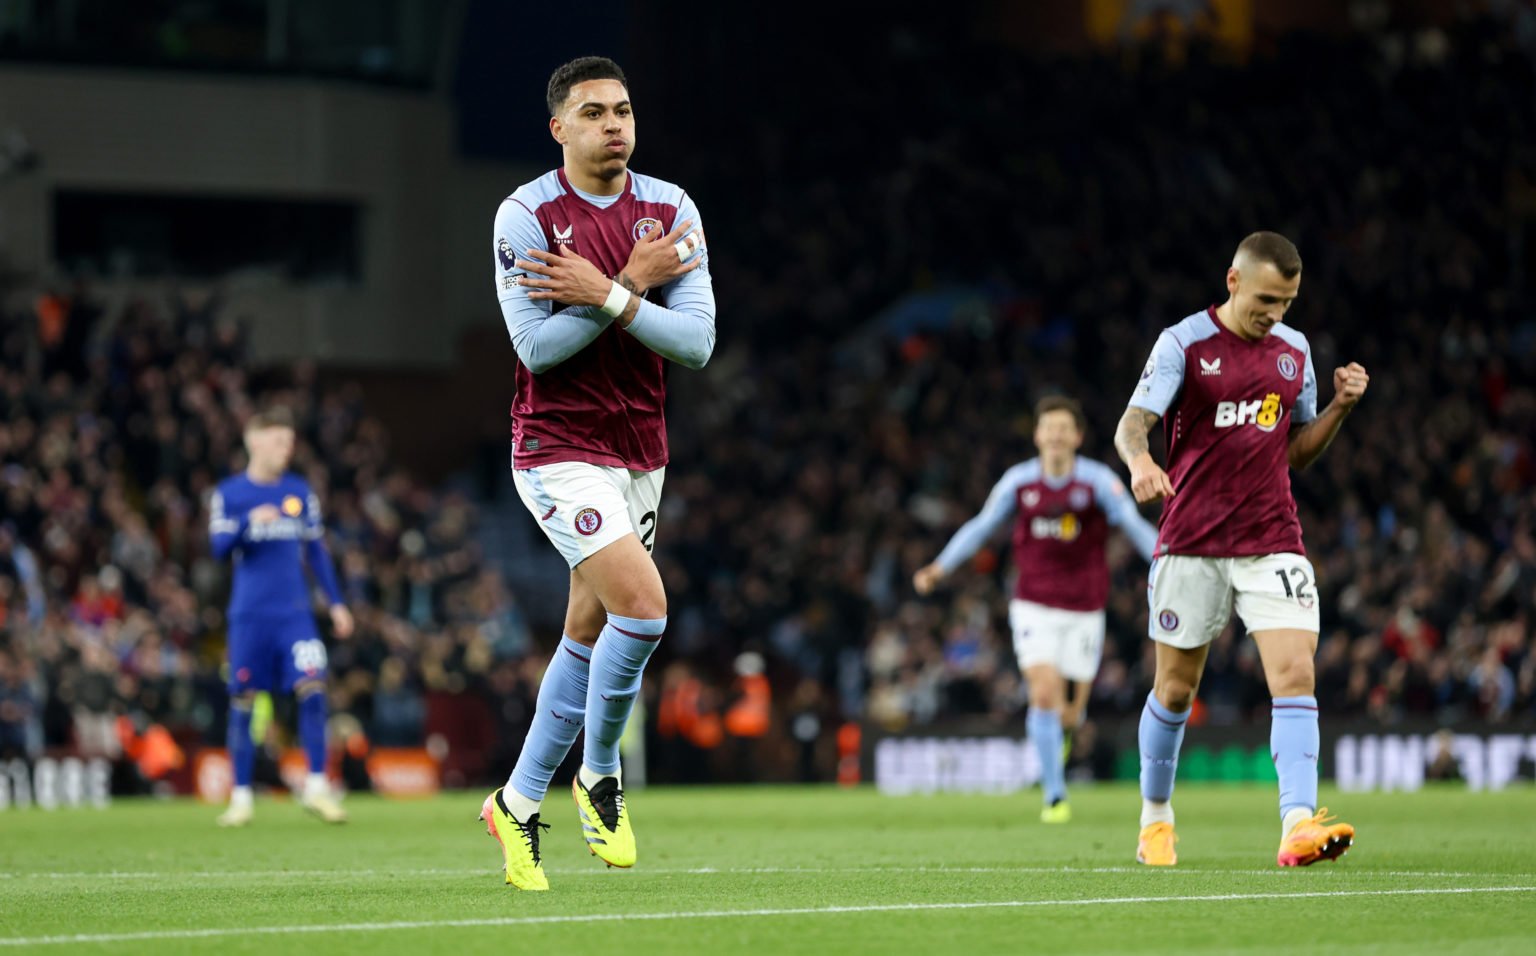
[1009,599,1107,682]
[513,461,664,569]
[1147,552,1320,649]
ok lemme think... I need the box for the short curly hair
[547,56,628,116]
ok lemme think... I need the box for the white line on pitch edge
[1,886,1533,947]
[0,866,1524,880]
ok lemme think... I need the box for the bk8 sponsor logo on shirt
[1213,393,1283,432]
[1030,513,1081,542]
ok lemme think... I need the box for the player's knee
[580,545,667,620]
[1268,656,1315,696]
[230,691,257,712]
[1155,678,1198,713]
[295,679,325,700]
[1027,681,1062,711]
[565,602,608,645]
[1022,665,1064,704]
[606,586,666,622]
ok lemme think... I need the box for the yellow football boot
[1277,808,1354,867]
[572,775,635,868]
[1136,822,1178,866]
[480,788,550,890]
[1040,801,1072,824]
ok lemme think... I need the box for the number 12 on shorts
[1274,566,1314,607]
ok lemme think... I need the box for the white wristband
[599,280,632,317]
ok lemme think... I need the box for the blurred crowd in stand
[657,7,1536,744]
[0,286,539,789]
[2,8,1534,793]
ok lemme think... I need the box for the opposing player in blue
[209,407,353,827]
[915,396,1157,821]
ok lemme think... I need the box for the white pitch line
[0,866,1525,881]
[0,866,1517,885]
[664,866,1530,879]
[1,886,1532,947]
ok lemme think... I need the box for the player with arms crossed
[480,56,715,891]
[914,396,1157,822]
[209,407,354,827]
[1114,232,1368,867]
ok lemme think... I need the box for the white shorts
[1147,552,1320,649]
[513,461,664,569]
[1008,599,1107,682]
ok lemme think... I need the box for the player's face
[1034,410,1083,457]
[244,425,295,474]
[1227,261,1300,339]
[550,79,635,178]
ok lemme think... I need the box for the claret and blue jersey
[493,168,716,472]
[1129,306,1318,558]
[935,457,1158,612]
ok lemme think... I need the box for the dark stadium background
[0,0,1532,804]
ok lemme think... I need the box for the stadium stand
[1,7,1533,791]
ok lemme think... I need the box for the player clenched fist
[1333,362,1369,409]
[1128,455,1175,505]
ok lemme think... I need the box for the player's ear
[1226,266,1240,296]
[549,115,566,146]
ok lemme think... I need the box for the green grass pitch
[2,784,1533,954]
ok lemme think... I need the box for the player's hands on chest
[620,218,704,294]
[515,245,614,308]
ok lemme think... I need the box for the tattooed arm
[1116,406,1174,503]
